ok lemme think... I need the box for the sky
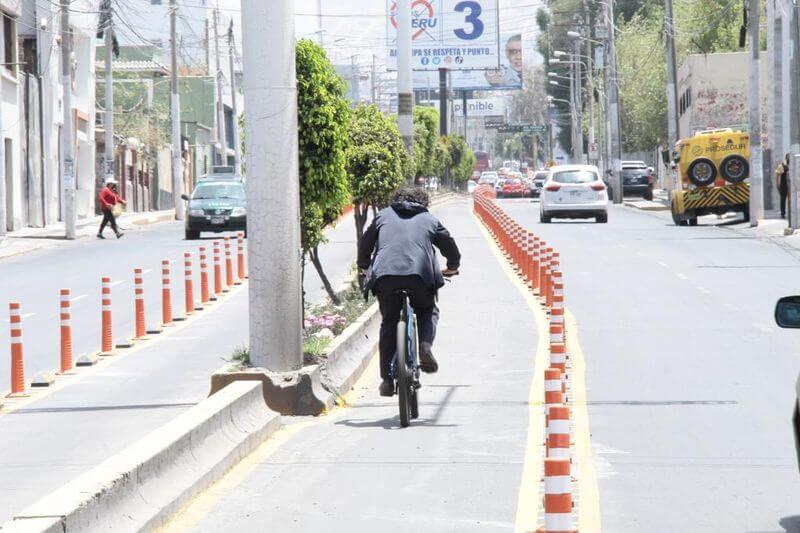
[217,0,544,70]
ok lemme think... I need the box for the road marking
[110,280,125,287]
[70,294,88,303]
[473,213,600,532]
[675,273,688,280]
[658,261,669,268]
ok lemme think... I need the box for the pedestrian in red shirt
[97,179,126,239]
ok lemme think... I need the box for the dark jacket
[358,200,461,291]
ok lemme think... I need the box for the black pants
[780,184,789,218]
[373,276,439,380]
[99,209,119,235]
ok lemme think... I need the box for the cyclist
[358,187,461,397]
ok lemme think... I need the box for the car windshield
[192,183,245,200]
[506,179,521,185]
[622,169,649,177]
[552,170,598,184]
[534,172,548,180]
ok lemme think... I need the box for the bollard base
[76,353,99,366]
[99,350,118,357]
[31,372,56,388]
[5,391,29,398]
[146,328,163,335]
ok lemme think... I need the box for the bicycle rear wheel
[409,315,420,419]
[396,319,411,428]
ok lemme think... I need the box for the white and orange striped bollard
[199,246,212,303]
[100,277,114,355]
[537,458,575,533]
[184,252,195,316]
[224,237,234,289]
[134,269,147,339]
[547,404,571,459]
[8,302,26,396]
[58,289,73,373]
[213,241,223,296]
[162,260,174,326]
[236,232,246,281]
[544,367,563,411]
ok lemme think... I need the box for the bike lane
[166,199,545,532]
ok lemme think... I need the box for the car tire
[720,154,749,183]
[596,213,608,223]
[688,216,698,226]
[687,157,718,187]
[742,203,750,223]
[185,229,200,240]
[643,187,654,201]
[540,212,552,224]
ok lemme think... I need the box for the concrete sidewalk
[164,199,542,532]
[0,210,174,261]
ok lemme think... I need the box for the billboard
[412,32,523,90]
[386,0,501,71]
[452,97,506,116]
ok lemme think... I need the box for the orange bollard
[213,241,223,295]
[199,246,211,303]
[540,246,551,301]
[545,367,563,423]
[224,237,234,288]
[162,260,174,326]
[550,324,567,376]
[184,252,195,316]
[134,269,147,339]
[237,232,247,281]
[548,253,560,309]
[8,302,26,396]
[547,404,571,459]
[58,289,74,373]
[101,277,114,354]
[532,237,541,291]
[537,458,575,533]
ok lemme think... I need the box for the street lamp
[567,30,604,46]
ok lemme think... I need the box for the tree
[413,106,439,179]
[346,104,409,247]
[446,135,476,184]
[296,39,351,304]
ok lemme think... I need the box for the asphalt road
[0,215,360,524]
[166,199,542,532]
[502,198,800,532]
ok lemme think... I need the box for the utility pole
[240,0,302,370]
[790,5,800,231]
[371,54,376,103]
[584,4,596,165]
[748,0,763,226]
[462,90,468,139]
[569,62,578,162]
[317,0,324,47]
[605,0,623,204]
[664,0,680,147]
[227,21,242,174]
[61,0,76,239]
[103,4,115,185]
[169,0,185,220]
[573,40,584,163]
[396,0,414,153]
[213,8,228,165]
[439,68,448,136]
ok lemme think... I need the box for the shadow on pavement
[334,417,459,430]
[9,401,197,415]
[779,515,800,533]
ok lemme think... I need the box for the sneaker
[419,344,438,374]
[96,233,105,239]
[379,379,395,397]
[116,232,124,239]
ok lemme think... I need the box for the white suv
[539,165,609,224]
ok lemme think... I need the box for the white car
[539,164,609,223]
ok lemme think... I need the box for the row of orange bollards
[6,233,247,398]
[473,188,577,533]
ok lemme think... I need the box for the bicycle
[390,289,421,428]
[390,271,457,428]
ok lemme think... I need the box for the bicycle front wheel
[396,319,411,428]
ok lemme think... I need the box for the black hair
[393,186,430,207]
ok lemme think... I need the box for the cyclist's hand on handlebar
[442,268,459,278]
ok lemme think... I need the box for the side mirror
[775,296,800,328]
[180,194,190,201]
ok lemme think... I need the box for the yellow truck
[670,129,750,226]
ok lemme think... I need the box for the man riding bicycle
[358,187,461,397]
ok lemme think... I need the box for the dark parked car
[530,170,549,198]
[182,180,246,240]
[621,162,655,200]
[774,296,800,475]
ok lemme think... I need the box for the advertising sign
[452,97,505,117]
[412,31,523,90]
[386,0,501,71]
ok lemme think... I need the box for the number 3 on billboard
[453,1,484,40]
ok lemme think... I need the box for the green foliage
[431,136,452,179]
[296,39,351,252]
[413,106,439,178]
[445,135,476,184]
[346,104,408,209]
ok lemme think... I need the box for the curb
[1,381,280,533]
[623,200,669,211]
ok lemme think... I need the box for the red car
[500,178,524,198]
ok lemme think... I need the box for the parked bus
[474,151,490,175]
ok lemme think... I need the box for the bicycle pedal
[412,381,421,390]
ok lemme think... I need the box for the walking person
[97,178,126,239]
[776,153,790,219]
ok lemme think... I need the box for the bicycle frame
[390,294,418,378]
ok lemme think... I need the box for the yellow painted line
[0,282,248,416]
[472,210,601,532]
[566,310,602,532]
[160,350,380,531]
[471,212,547,533]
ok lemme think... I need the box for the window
[3,13,16,75]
